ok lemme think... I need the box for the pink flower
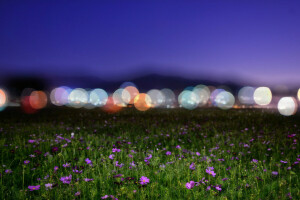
[140,176,150,185]
[216,186,222,191]
[28,185,40,191]
[185,181,195,189]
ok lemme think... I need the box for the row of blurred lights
[0,82,299,116]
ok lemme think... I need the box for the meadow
[0,107,299,199]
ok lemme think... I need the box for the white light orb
[254,87,272,106]
[89,89,108,107]
[238,86,255,105]
[215,91,235,109]
[161,88,176,108]
[277,97,298,116]
[68,88,88,108]
[147,89,165,108]
[193,85,210,106]
[178,90,199,110]
[113,88,129,107]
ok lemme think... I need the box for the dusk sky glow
[0,0,299,86]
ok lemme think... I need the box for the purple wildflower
[63,163,70,168]
[75,191,81,196]
[206,167,216,177]
[5,169,12,174]
[85,158,92,165]
[28,185,40,191]
[185,181,195,189]
[166,151,171,155]
[272,171,278,176]
[24,160,30,165]
[189,163,195,170]
[60,174,72,184]
[112,148,121,153]
[109,154,115,160]
[45,183,52,190]
[140,176,150,185]
[216,186,222,191]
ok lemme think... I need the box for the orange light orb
[124,86,139,104]
[102,96,122,113]
[0,89,7,107]
[29,91,48,109]
[134,93,151,111]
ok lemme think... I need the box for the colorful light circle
[134,93,152,111]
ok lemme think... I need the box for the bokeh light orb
[193,85,210,106]
[102,96,122,113]
[298,89,300,101]
[277,97,298,116]
[178,90,199,110]
[0,89,7,111]
[134,93,152,111]
[68,88,88,108]
[29,91,48,109]
[21,96,37,114]
[215,91,235,109]
[147,89,165,108]
[89,89,108,107]
[120,82,137,89]
[238,86,255,105]
[113,88,129,107]
[254,87,272,106]
[50,86,71,106]
[161,88,176,108]
[123,86,139,104]
[210,89,225,106]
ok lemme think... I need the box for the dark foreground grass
[0,107,299,199]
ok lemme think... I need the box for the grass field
[0,107,299,199]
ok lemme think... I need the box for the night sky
[0,0,299,86]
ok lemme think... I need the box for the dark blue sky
[0,0,299,85]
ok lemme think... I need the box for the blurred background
[0,0,299,115]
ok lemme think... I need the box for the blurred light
[298,89,300,101]
[134,93,152,111]
[178,90,199,110]
[193,85,210,106]
[113,88,129,107]
[29,91,47,109]
[210,89,225,106]
[120,82,137,89]
[160,88,176,108]
[123,86,139,104]
[0,89,7,111]
[147,89,165,108]
[102,96,122,113]
[68,88,88,108]
[254,87,272,106]
[215,91,235,109]
[277,97,298,116]
[238,86,255,105]
[89,89,108,107]
[50,86,71,106]
[21,96,37,114]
